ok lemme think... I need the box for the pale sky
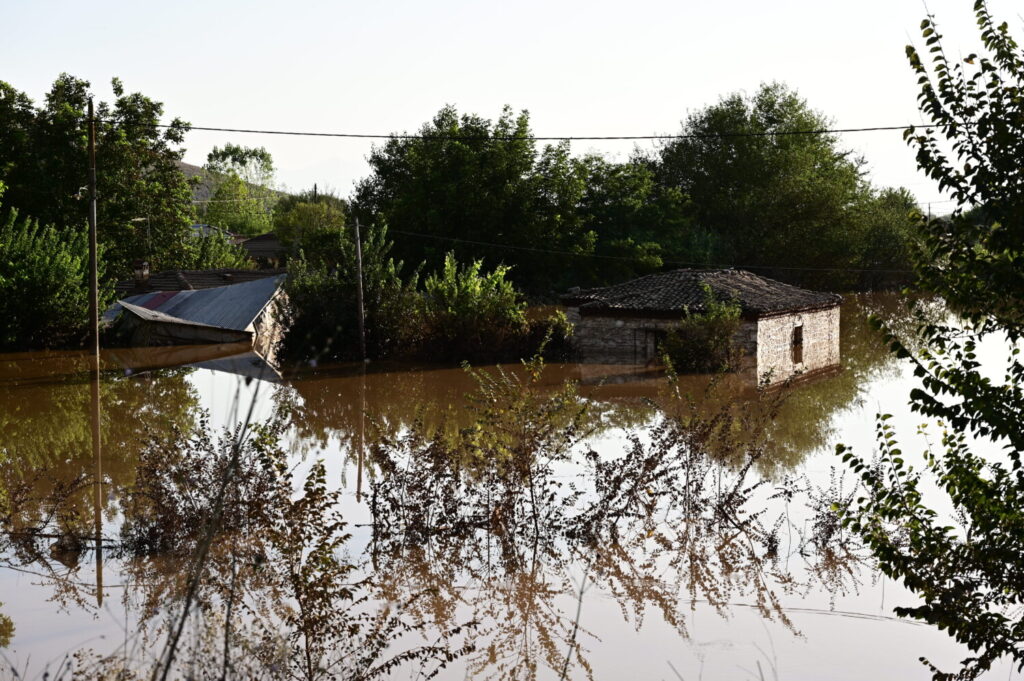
[3,0,1018,211]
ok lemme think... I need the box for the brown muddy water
[0,293,1017,680]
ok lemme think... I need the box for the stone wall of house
[252,293,288,364]
[755,306,840,384]
[566,307,758,365]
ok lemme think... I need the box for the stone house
[561,269,842,384]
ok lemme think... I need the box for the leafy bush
[523,310,574,361]
[659,283,742,373]
[418,253,529,362]
[0,200,110,350]
[282,224,418,361]
[273,193,346,249]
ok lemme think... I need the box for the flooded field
[0,293,1016,680]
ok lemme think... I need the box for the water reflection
[0,294,919,678]
[276,293,906,477]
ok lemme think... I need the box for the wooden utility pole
[87,98,99,361]
[354,219,367,361]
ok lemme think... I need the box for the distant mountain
[176,160,291,205]
[176,161,217,203]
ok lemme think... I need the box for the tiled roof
[561,269,842,317]
[115,268,285,296]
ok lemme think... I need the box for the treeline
[0,74,919,351]
[351,83,919,294]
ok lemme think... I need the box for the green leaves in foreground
[837,3,1024,678]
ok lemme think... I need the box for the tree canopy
[654,82,918,288]
[200,143,278,237]
[0,74,196,277]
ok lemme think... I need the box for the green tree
[655,82,914,288]
[353,105,597,293]
[839,4,1024,679]
[852,187,921,289]
[659,283,742,373]
[418,252,528,361]
[575,155,694,286]
[0,75,195,278]
[273,189,347,248]
[176,229,251,270]
[201,144,277,236]
[203,174,274,236]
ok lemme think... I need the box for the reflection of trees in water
[0,366,199,607]
[366,365,868,679]
[276,294,916,480]
[0,358,870,678]
[0,292,923,675]
[0,365,199,480]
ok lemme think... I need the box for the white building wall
[755,306,840,384]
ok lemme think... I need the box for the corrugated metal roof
[119,274,285,332]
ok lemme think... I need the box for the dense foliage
[201,144,278,237]
[0,75,196,278]
[0,195,110,350]
[839,4,1024,679]
[659,283,743,373]
[351,95,919,296]
[273,190,347,248]
[177,229,252,270]
[655,82,919,289]
[353,105,691,294]
[282,224,418,361]
[283,232,570,363]
[419,253,527,361]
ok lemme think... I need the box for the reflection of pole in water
[356,365,366,503]
[90,363,103,608]
[87,97,103,609]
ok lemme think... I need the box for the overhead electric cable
[101,117,936,142]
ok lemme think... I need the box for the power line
[105,118,936,142]
[387,228,914,274]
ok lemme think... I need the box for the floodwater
[0,293,1017,680]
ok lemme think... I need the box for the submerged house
[106,269,286,361]
[241,232,286,268]
[561,269,842,383]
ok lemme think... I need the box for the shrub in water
[659,283,742,373]
[418,252,529,362]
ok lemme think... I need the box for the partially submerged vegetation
[659,283,743,373]
[0,186,112,351]
[283,233,571,363]
[0,72,921,356]
[0,356,866,679]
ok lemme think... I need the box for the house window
[791,324,804,365]
[635,328,665,363]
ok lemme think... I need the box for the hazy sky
[2,0,1018,210]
